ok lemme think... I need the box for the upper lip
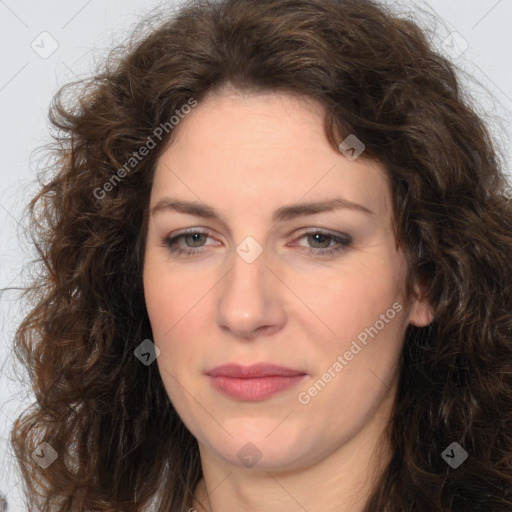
[206,363,306,378]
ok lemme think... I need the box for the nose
[215,244,287,340]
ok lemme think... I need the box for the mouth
[206,363,308,401]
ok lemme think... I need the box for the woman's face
[143,89,431,472]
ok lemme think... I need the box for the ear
[408,283,434,327]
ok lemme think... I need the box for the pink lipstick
[206,363,307,401]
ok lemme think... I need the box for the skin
[143,87,432,512]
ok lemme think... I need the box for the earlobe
[408,284,434,327]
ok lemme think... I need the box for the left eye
[162,229,352,257]
[162,230,215,256]
[291,230,352,256]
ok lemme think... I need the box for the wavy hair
[10,0,512,510]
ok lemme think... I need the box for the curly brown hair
[10,0,512,510]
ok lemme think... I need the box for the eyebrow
[150,197,374,223]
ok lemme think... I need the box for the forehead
[152,90,391,219]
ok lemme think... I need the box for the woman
[10,0,512,510]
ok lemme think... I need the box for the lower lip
[208,375,307,401]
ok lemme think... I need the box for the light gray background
[1,1,511,510]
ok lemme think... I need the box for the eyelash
[162,229,352,257]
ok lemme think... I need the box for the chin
[204,420,313,470]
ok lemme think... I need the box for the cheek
[143,252,210,337]
[143,261,193,374]
[296,286,406,439]
[290,252,405,344]
[143,271,196,412]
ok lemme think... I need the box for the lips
[206,363,306,378]
[206,363,307,401]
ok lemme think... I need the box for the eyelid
[167,227,219,242]
[289,227,351,242]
